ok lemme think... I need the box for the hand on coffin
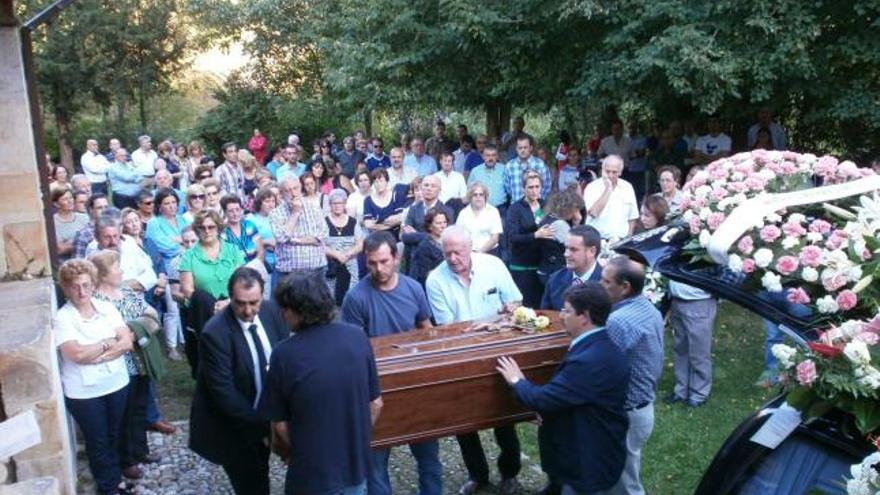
[496,356,525,386]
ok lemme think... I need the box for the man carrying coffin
[426,225,523,495]
[540,226,604,311]
[497,283,629,495]
[341,232,443,495]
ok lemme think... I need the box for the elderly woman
[324,189,363,305]
[535,185,584,282]
[53,186,90,262]
[183,183,207,223]
[220,195,263,263]
[637,194,670,233]
[408,207,449,286]
[90,250,162,480]
[455,182,503,255]
[505,171,547,308]
[54,259,133,495]
[202,178,222,213]
[655,165,684,213]
[179,209,245,374]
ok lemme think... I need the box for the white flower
[730,171,745,182]
[817,295,840,314]
[682,209,695,222]
[717,197,734,210]
[765,212,783,223]
[848,266,864,282]
[728,254,743,273]
[801,267,819,282]
[798,153,817,165]
[699,207,711,221]
[761,271,783,292]
[806,232,823,243]
[782,236,800,249]
[788,213,806,225]
[693,170,710,184]
[844,341,872,366]
[699,229,711,247]
[847,478,872,495]
[695,185,712,199]
[771,344,797,369]
[758,168,777,182]
[731,193,748,205]
[839,320,864,339]
[767,150,783,162]
[754,248,774,268]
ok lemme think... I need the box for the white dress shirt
[433,170,467,202]
[131,148,158,178]
[583,178,639,240]
[237,315,273,407]
[80,151,111,184]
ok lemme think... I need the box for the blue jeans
[314,480,366,495]
[368,440,442,495]
[65,385,130,495]
[145,379,160,424]
[759,291,813,371]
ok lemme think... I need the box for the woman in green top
[179,209,245,314]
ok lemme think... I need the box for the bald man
[81,138,112,195]
[583,155,639,240]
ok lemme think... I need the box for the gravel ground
[77,422,548,494]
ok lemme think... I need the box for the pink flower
[710,166,728,181]
[726,181,748,193]
[838,161,860,179]
[782,222,806,238]
[781,161,798,175]
[693,197,706,209]
[822,273,848,292]
[796,360,817,386]
[742,258,756,273]
[815,156,839,178]
[798,245,823,267]
[751,149,769,164]
[787,287,811,305]
[760,225,782,243]
[745,175,767,191]
[737,235,754,255]
[856,332,879,346]
[809,219,832,234]
[782,151,799,161]
[688,216,702,235]
[734,162,754,175]
[863,248,873,261]
[775,255,799,275]
[707,212,726,231]
[766,160,784,174]
[710,187,728,201]
[679,196,692,211]
[836,290,858,311]
[825,230,847,250]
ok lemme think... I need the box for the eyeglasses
[191,194,206,200]
[198,224,218,231]
[560,307,572,314]
[141,200,153,205]
[471,192,485,197]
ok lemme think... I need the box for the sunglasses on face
[197,224,218,231]
[191,194,206,200]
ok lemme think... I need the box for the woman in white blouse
[54,259,133,495]
[455,182,503,254]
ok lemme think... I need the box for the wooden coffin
[370,312,568,448]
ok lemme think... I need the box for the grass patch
[517,301,776,493]
[158,302,775,492]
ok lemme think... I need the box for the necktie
[247,324,268,377]
[572,277,586,287]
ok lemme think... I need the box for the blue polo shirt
[365,153,391,171]
[341,274,432,337]
[259,322,380,494]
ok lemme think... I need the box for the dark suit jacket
[539,264,604,311]
[512,329,629,493]
[189,300,290,466]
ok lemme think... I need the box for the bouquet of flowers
[679,150,879,324]
[848,450,880,495]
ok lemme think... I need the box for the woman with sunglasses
[183,183,207,223]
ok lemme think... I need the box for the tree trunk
[485,99,512,140]
[138,89,147,131]
[116,96,126,132]
[364,108,373,137]
[55,110,74,171]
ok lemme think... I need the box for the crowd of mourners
[51,108,807,495]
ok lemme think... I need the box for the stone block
[0,477,59,495]
[2,220,49,279]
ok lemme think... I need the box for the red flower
[808,341,843,358]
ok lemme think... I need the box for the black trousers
[456,425,521,483]
[222,440,270,495]
[118,374,150,468]
[511,269,544,309]
[183,289,217,379]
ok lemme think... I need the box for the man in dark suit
[498,283,630,495]
[540,225,603,311]
[189,267,289,494]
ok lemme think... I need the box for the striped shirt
[606,295,664,409]
[269,200,328,272]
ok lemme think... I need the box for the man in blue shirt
[467,145,508,209]
[341,232,442,495]
[365,137,391,171]
[259,272,382,495]
[540,225,603,311]
[503,136,551,202]
[497,283,629,495]
[600,257,664,495]
[404,138,439,177]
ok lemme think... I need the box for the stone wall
[0,17,74,495]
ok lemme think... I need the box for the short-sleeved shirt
[258,322,380,495]
[178,241,245,299]
[222,219,261,262]
[54,212,89,261]
[583,178,639,240]
[455,205,503,251]
[248,214,276,267]
[341,274,431,337]
[695,133,732,158]
[54,299,130,399]
[426,252,523,325]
